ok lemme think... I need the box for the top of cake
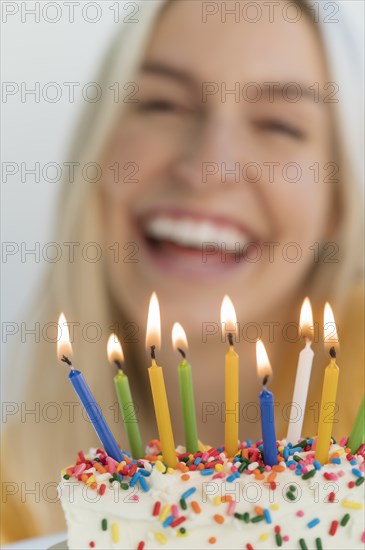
[60,437,365,550]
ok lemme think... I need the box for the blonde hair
[2,0,363,542]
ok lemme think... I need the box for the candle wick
[329,346,336,358]
[61,354,73,368]
[177,347,186,359]
[228,333,234,346]
[150,345,156,360]
[114,359,124,372]
[262,374,269,387]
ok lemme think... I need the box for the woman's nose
[171,114,247,191]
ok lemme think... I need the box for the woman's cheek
[104,123,183,201]
[261,146,331,243]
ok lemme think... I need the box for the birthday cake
[59,438,365,550]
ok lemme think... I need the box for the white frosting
[59,444,365,549]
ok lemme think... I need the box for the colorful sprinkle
[275,533,282,547]
[181,487,197,500]
[213,514,224,524]
[191,500,201,514]
[170,516,186,528]
[162,515,174,528]
[154,532,167,545]
[201,468,214,476]
[341,500,363,510]
[340,513,350,526]
[152,501,161,516]
[264,509,272,524]
[307,518,320,529]
[329,520,338,536]
[159,504,171,522]
[302,469,316,480]
[111,523,119,543]
[155,461,166,473]
[98,483,106,496]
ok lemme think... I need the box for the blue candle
[259,385,278,466]
[68,367,124,462]
[57,313,123,462]
[256,340,278,466]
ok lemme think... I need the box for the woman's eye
[255,120,306,140]
[138,100,185,113]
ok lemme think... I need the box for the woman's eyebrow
[259,84,326,106]
[139,61,326,107]
[139,61,199,90]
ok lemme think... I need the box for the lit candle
[221,295,239,458]
[57,313,123,462]
[256,340,278,466]
[172,322,199,454]
[315,303,340,465]
[107,334,144,459]
[287,298,315,444]
[146,293,176,468]
[348,395,365,453]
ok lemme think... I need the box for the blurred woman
[2,0,363,542]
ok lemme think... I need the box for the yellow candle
[148,358,176,467]
[315,303,340,465]
[146,293,176,468]
[221,296,239,457]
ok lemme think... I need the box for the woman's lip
[132,210,258,281]
[139,235,247,280]
[135,206,259,242]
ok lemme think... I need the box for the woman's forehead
[143,0,328,85]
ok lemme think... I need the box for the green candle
[348,395,365,453]
[172,323,199,454]
[108,334,144,459]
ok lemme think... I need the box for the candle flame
[57,312,73,362]
[172,322,188,352]
[324,302,339,350]
[300,297,314,340]
[145,292,161,351]
[256,339,272,381]
[220,295,237,336]
[107,333,124,363]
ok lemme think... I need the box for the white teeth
[144,216,248,248]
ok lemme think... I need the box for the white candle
[287,298,314,444]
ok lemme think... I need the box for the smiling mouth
[136,209,258,278]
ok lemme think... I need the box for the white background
[1,1,127,325]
